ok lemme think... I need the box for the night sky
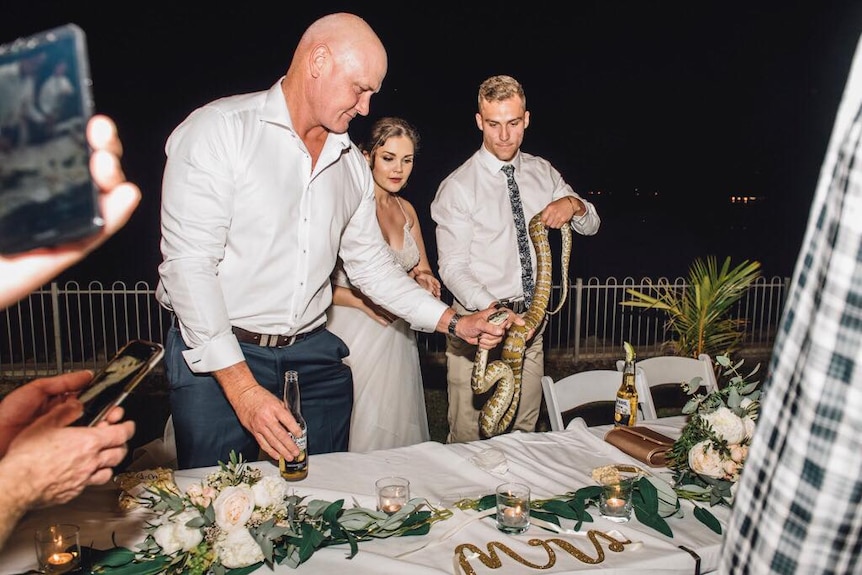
[4,2,862,284]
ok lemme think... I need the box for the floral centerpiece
[90,453,450,574]
[667,354,761,510]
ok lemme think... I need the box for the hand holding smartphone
[74,339,164,427]
[0,24,102,254]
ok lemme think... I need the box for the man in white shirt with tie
[431,75,600,443]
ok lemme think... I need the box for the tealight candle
[379,499,403,515]
[47,552,74,566]
[501,505,526,526]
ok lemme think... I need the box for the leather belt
[498,298,527,314]
[232,324,326,348]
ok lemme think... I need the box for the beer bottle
[614,342,638,427]
[279,370,308,481]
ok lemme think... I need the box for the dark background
[4,2,862,284]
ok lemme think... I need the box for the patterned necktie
[501,164,534,308]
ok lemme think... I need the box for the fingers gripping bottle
[279,370,308,480]
[614,342,638,427]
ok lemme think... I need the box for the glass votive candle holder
[593,464,641,523]
[376,476,410,515]
[495,482,531,534]
[599,480,634,522]
[34,523,81,574]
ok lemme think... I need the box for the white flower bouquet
[667,354,761,507]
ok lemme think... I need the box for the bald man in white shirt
[156,13,519,469]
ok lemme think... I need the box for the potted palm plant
[620,256,761,358]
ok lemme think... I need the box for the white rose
[702,406,746,444]
[215,527,265,568]
[214,485,255,532]
[688,440,725,478]
[152,509,203,554]
[252,475,289,509]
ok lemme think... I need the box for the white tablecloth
[0,418,725,574]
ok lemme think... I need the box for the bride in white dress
[327,117,441,452]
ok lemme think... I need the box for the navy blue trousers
[165,324,353,469]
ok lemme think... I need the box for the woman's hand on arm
[411,268,441,298]
[332,285,394,325]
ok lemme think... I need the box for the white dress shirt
[156,78,448,373]
[431,146,600,311]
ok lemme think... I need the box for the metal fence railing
[0,276,790,381]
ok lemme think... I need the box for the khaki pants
[445,303,545,443]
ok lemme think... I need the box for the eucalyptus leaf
[693,505,723,534]
[539,499,584,520]
[476,494,497,511]
[530,509,562,527]
[633,504,673,538]
[645,476,680,517]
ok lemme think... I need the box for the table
[0,417,726,574]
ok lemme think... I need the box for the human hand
[358,294,397,325]
[542,197,582,229]
[2,399,134,507]
[361,302,396,325]
[454,307,524,350]
[217,364,303,463]
[0,114,141,308]
[0,370,95,457]
[413,270,442,299]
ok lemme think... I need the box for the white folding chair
[616,353,719,417]
[541,369,655,430]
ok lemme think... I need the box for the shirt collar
[260,77,351,152]
[478,145,521,175]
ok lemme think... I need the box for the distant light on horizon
[730,195,762,204]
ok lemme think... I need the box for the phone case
[76,339,164,427]
[0,23,102,253]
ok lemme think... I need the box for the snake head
[487,309,509,326]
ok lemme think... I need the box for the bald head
[284,12,388,138]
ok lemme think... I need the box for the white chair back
[616,354,718,415]
[541,369,656,430]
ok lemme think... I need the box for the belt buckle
[500,298,526,314]
[258,333,296,347]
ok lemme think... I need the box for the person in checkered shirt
[720,33,862,574]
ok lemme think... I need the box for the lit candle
[501,504,526,526]
[380,499,403,515]
[377,480,409,515]
[605,497,626,510]
[47,552,74,566]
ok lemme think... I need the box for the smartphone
[0,23,102,254]
[74,339,165,427]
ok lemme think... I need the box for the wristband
[447,313,463,337]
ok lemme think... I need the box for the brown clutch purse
[604,426,675,467]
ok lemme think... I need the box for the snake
[471,211,573,438]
